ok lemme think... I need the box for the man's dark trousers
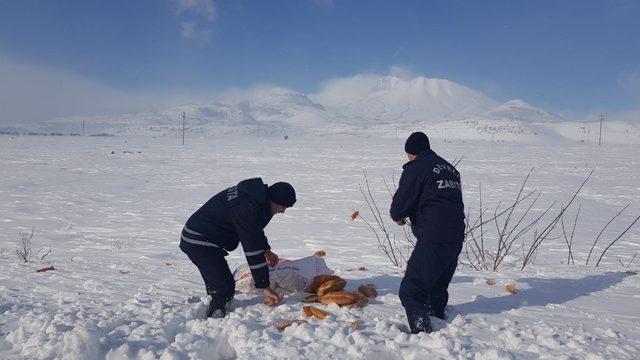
[180,240,235,315]
[399,242,462,334]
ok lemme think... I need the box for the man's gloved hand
[263,287,283,306]
[265,250,279,267]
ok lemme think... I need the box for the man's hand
[263,288,283,306]
[395,219,407,226]
[265,250,279,267]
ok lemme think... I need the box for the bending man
[180,178,296,318]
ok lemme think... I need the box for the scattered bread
[302,294,319,303]
[303,275,371,309]
[305,274,341,293]
[302,305,329,319]
[319,291,359,306]
[317,278,347,297]
[36,266,55,273]
[275,319,307,332]
[314,250,326,257]
[357,284,377,298]
[301,305,329,319]
[302,305,314,317]
[343,292,368,308]
[485,278,495,286]
[506,283,517,294]
[310,306,329,319]
[348,320,360,330]
[350,211,359,220]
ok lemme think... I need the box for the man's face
[270,201,286,215]
[407,153,417,161]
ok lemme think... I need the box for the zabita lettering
[227,186,239,201]
[436,180,461,190]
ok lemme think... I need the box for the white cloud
[172,0,217,21]
[0,56,208,125]
[313,0,334,6]
[181,21,211,42]
[171,0,216,42]
[181,21,196,38]
[311,66,425,105]
[389,65,418,80]
[310,73,382,106]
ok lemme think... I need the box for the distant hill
[33,74,638,144]
[488,99,563,123]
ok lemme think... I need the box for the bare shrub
[16,227,51,263]
[560,203,581,265]
[16,227,35,263]
[520,170,593,270]
[358,170,406,267]
[110,236,137,252]
[359,163,638,271]
[462,171,550,271]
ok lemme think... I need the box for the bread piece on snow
[305,274,341,293]
[317,278,347,297]
[275,319,307,331]
[357,284,377,298]
[319,291,359,306]
[302,294,319,303]
[343,292,368,308]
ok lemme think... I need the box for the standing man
[390,132,465,334]
[180,178,296,318]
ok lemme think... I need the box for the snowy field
[1,133,639,359]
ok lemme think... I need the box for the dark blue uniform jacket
[390,149,465,244]
[183,178,273,288]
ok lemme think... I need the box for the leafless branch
[596,215,640,267]
[617,253,638,268]
[586,203,630,266]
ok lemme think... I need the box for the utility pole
[182,111,185,145]
[598,114,604,146]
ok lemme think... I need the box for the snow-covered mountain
[41,73,636,143]
[232,87,337,126]
[310,75,498,123]
[488,99,563,123]
[47,75,563,130]
[162,102,257,126]
[163,88,336,128]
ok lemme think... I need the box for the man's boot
[207,299,229,318]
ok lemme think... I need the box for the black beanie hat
[268,182,296,207]
[404,132,430,155]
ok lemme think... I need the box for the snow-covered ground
[1,133,639,359]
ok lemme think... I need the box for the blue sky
[1,0,639,122]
